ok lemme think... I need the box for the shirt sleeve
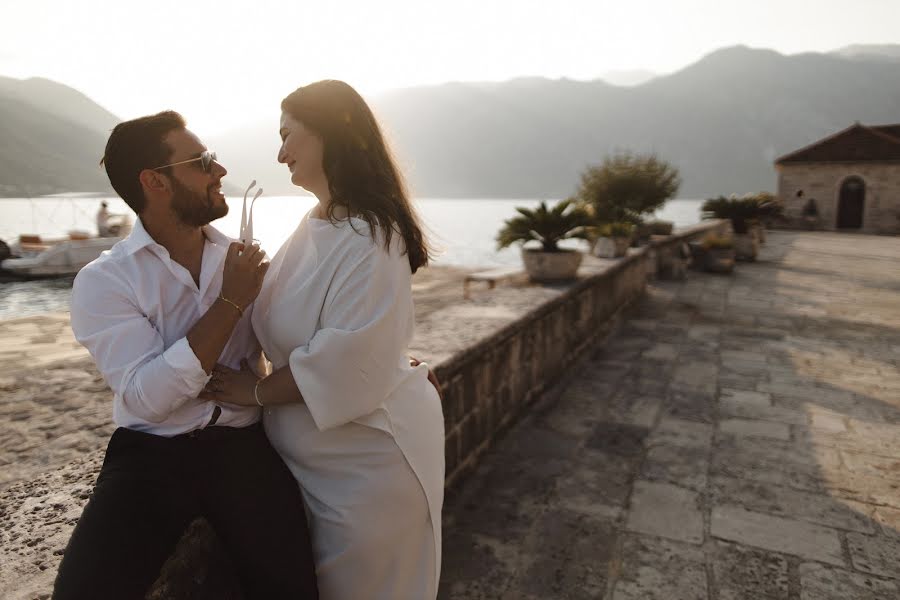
[70,266,211,423]
[288,237,413,431]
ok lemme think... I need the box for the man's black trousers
[52,423,318,599]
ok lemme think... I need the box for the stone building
[774,122,900,234]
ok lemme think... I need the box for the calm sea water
[0,196,703,319]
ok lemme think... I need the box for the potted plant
[496,199,592,282]
[701,233,736,273]
[591,222,635,258]
[748,192,782,244]
[701,196,760,261]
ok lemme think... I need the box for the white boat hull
[1,237,120,277]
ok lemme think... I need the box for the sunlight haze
[2,0,898,135]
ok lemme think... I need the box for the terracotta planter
[705,248,735,273]
[521,248,583,282]
[655,241,690,280]
[752,223,766,244]
[592,236,631,258]
[733,233,759,261]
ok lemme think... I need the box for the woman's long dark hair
[281,80,431,273]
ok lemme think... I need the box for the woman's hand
[410,356,443,402]
[200,359,261,407]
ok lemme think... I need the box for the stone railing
[2,219,728,599]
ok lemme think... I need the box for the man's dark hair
[101,111,186,214]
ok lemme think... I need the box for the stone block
[711,505,844,566]
[648,418,713,453]
[626,481,703,544]
[611,534,707,600]
[799,563,899,600]
[720,388,771,407]
[506,510,615,599]
[872,504,900,534]
[847,531,900,579]
[438,530,516,600]
[823,468,900,509]
[758,381,854,404]
[711,476,876,534]
[719,398,807,426]
[444,429,461,478]
[585,421,649,457]
[841,449,900,482]
[604,394,662,429]
[641,442,709,491]
[720,418,791,441]
[555,447,636,517]
[665,389,716,423]
[672,361,718,393]
[713,541,789,600]
[717,372,763,392]
[642,343,679,361]
[711,435,839,494]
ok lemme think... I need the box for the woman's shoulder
[310,214,407,263]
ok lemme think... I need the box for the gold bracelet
[217,294,244,317]
[254,378,265,407]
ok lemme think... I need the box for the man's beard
[170,176,228,227]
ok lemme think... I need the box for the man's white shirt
[70,218,260,436]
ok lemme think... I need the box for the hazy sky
[2,0,898,135]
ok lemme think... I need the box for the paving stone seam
[603,299,671,599]
[705,282,726,600]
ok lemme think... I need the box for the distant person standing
[96,200,132,237]
[96,201,113,236]
[798,190,819,230]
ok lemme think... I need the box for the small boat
[1,218,131,279]
[0,193,134,280]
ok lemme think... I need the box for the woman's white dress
[251,212,445,599]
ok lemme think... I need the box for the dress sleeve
[70,266,210,423]
[287,237,413,431]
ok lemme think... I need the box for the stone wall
[435,219,728,487]
[776,163,900,234]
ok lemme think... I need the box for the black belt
[206,405,222,427]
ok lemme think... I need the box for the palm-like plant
[496,200,593,252]
[701,196,762,234]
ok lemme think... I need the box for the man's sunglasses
[154,150,218,173]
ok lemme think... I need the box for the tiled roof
[775,123,900,165]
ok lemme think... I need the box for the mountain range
[2,44,899,199]
[0,76,119,196]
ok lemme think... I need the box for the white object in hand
[240,180,264,246]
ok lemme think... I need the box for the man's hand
[410,356,442,402]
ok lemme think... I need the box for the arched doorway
[837,177,865,229]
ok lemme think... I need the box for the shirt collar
[119,217,234,256]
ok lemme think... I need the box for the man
[798,189,820,230]
[95,201,111,236]
[53,111,318,599]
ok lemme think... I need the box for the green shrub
[646,220,674,235]
[594,221,636,238]
[575,153,681,225]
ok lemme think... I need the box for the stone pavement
[438,231,900,600]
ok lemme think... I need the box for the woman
[205,80,444,599]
